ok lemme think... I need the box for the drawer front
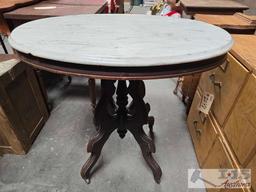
[203,137,233,169]
[204,143,249,192]
[187,91,218,166]
[224,74,256,166]
[198,53,249,126]
[247,154,256,191]
[203,138,234,192]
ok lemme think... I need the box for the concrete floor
[0,77,204,192]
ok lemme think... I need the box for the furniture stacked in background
[174,0,253,113]
[180,0,249,17]
[0,54,49,155]
[187,35,256,192]
[195,13,256,34]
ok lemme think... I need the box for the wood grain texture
[4,2,107,20]
[0,55,49,155]
[235,13,256,24]
[203,137,234,169]
[187,91,218,166]
[230,35,256,75]
[0,0,42,13]
[224,75,256,166]
[0,15,10,35]
[180,0,248,15]
[0,106,25,154]
[0,54,17,62]
[16,51,227,80]
[194,14,256,34]
[198,53,249,126]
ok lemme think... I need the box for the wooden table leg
[81,80,116,184]
[88,78,96,110]
[81,80,162,184]
[127,80,162,183]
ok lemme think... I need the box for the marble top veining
[9,14,233,67]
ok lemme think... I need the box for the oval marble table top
[9,14,233,67]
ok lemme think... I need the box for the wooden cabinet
[224,75,256,166]
[198,54,249,126]
[203,138,233,169]
[0,56,49,155]
[187,35,256,192]
[187,91,218,166]
[194,13,256,34]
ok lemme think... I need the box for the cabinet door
[187,91,218,166]
[203,138,233,169]
[224,75,256,166]
[0,62,49,154]
[203,138,234,192]
[198,53,249,126]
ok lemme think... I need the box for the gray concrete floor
[0,77,204,192]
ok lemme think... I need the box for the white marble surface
[9,14,233,67]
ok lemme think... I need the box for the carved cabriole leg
[81,80,117,184]
[127,81,162,184]
[81,80,162,184]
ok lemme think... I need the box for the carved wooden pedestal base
[81,80,162,184]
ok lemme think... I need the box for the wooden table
[4,1,108,21]
[0,0,41,13]
[9,14,233,184]
[0,1,39,53]
[194,13,256,34]
[180,0,248,16]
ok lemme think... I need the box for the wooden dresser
[0,55,49,155]
[187,35,256,192]
[194,13,256,34]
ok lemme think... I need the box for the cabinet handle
[199,111,207,124]
[209,73,222,88]
[219,59,229,72]
[193,120,202,137]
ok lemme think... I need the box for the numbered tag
[198,92,214,115]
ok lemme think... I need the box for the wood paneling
[194,13,256,34]
[187,91,218,166]
[203,138,233,169]
[180,0,248,15]
[0,57,49,155]
[4,1,107,20]
[199,53,249,126]
[231,35,256,74]
[187,35,256,192]
[224,75,256,166]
